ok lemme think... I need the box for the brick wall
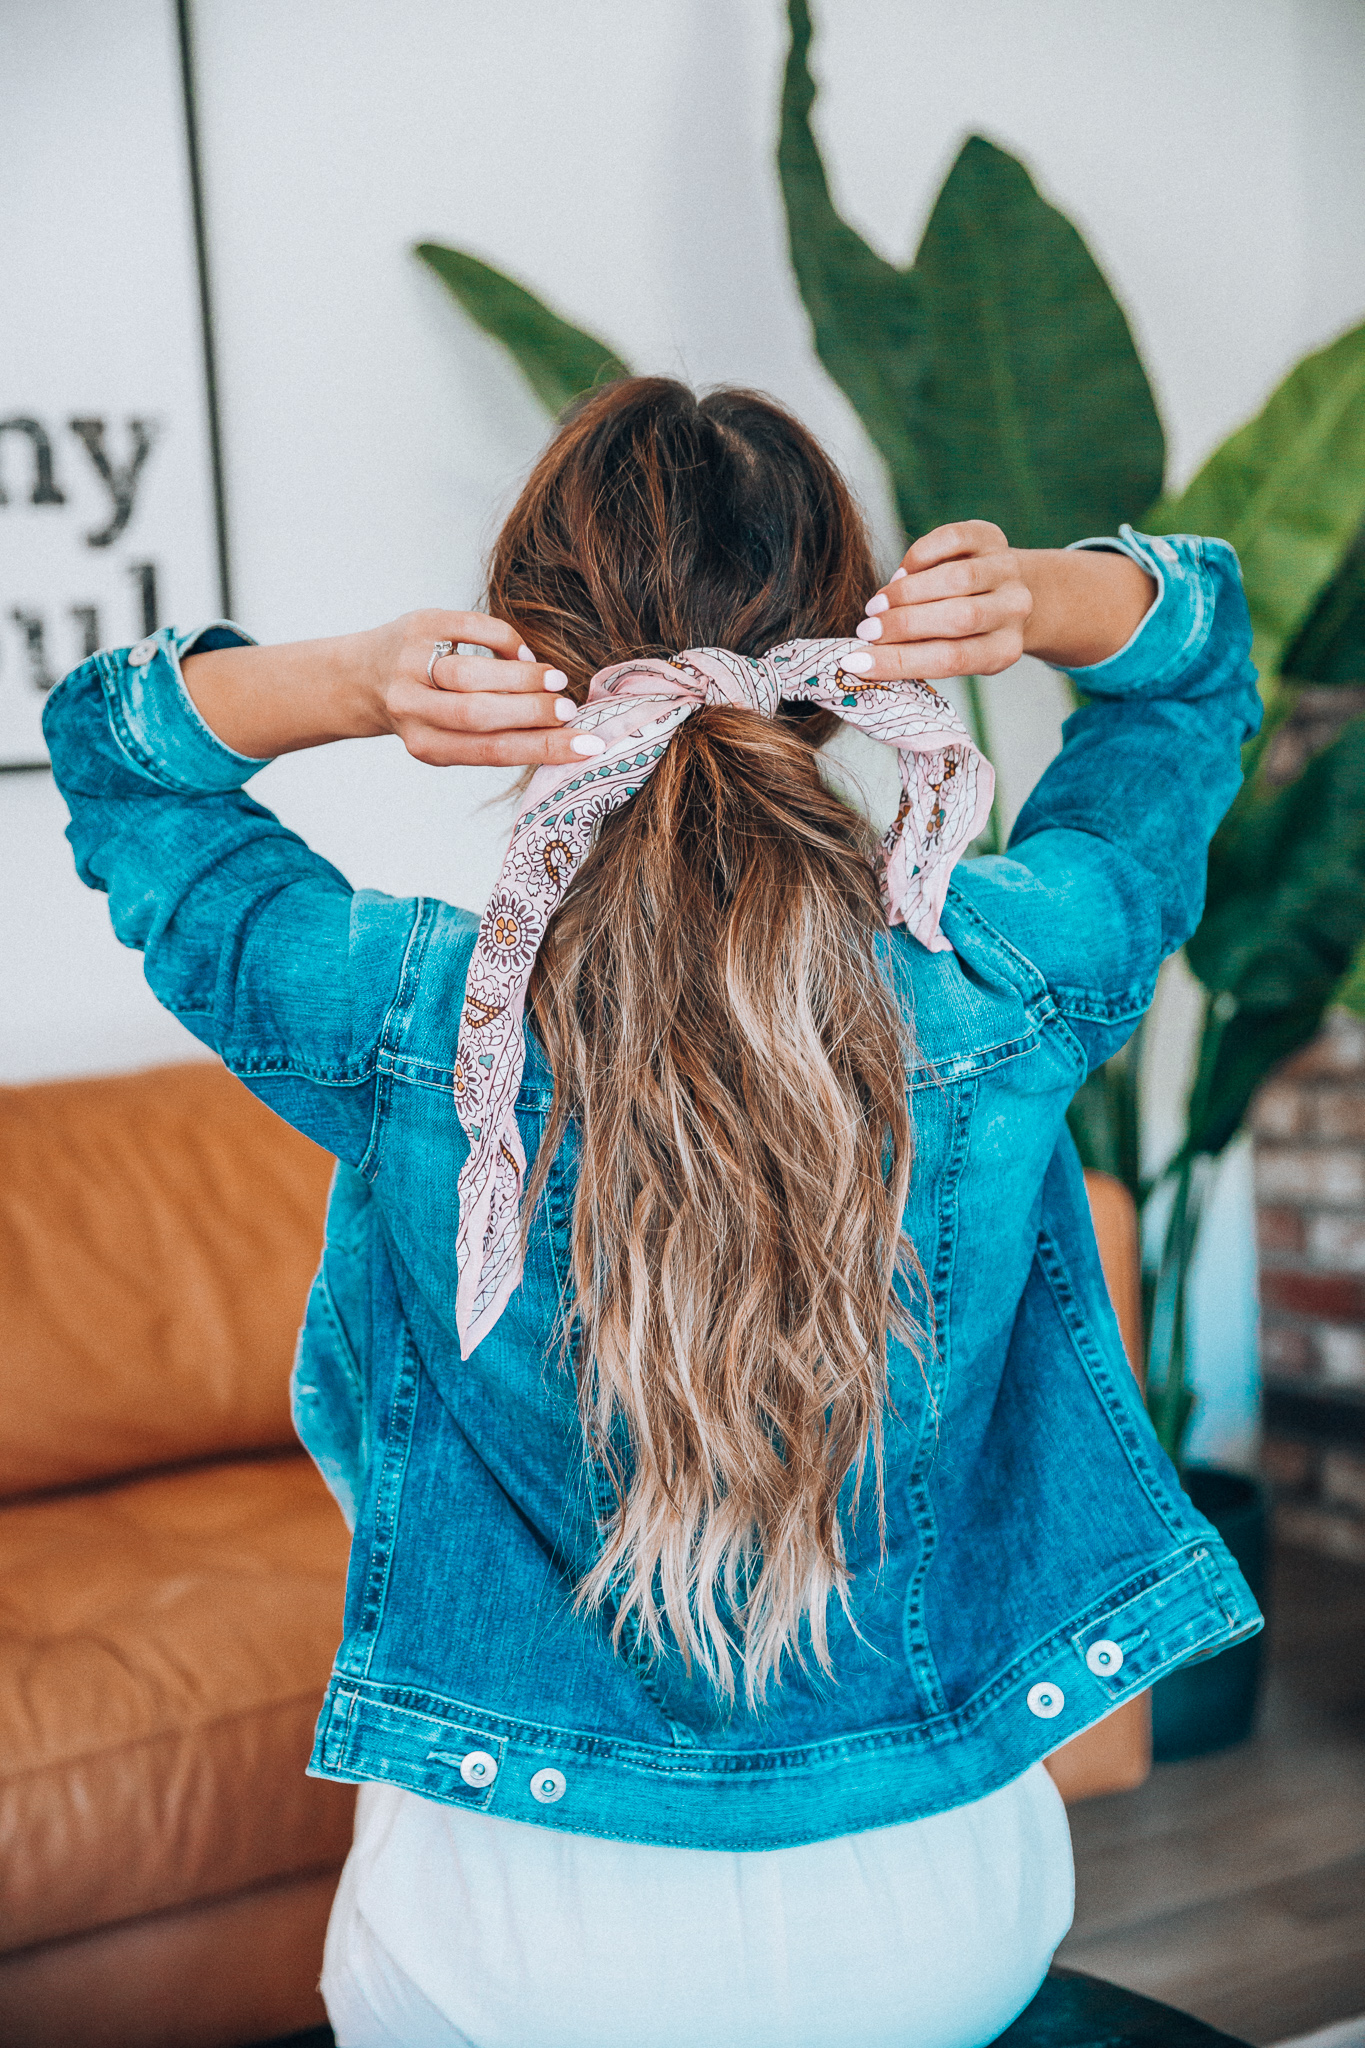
[1252,1007,1365,1563]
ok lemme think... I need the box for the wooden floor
[1058,1540,1365,2045]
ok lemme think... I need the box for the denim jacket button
[459,1749,498,1788]
[530,1767,567,1805]
[1026,1681,1065,1719]
[128,640,155,667]
[1085,1638,1124,1678]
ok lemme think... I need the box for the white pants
[322,1765,1074,2048]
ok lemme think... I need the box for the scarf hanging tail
[456,1119,529,1357]
[881,737,996,954]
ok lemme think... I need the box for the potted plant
[411,0,1365,1756]
[1116,491,1365,1754]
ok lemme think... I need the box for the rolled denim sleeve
[44,625,419,1167]
[949,527,1262,1073]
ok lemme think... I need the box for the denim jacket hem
[307,1528,1255,1852]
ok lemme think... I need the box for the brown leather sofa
[0,1064,354,2048]
[0,1060,1148,2048]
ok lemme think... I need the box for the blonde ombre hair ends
[494,379,923,1703]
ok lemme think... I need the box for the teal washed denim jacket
[45,527,1263,1851]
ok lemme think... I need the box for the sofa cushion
[0,1869,339,2048]
[0,1062,334,1497]
[0,1454,356,1952]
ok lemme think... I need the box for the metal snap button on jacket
[459,1749,498,1788]
[530,1767,567,1805]
[1026,1681,1065,1719]
[128,640,155,667]
[1086,1638,1124,1677]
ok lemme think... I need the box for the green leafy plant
[778,0,1164,552]
[1120,334,1365,1460]
[778,0,1164,848]
[1147,323,1365,683]
[414,1,1365,1468]
[777,0,1365,1465]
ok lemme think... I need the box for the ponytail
[526,705,923,1705]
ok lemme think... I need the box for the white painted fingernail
[855,618,882,641]
[865,592,889,616]
[892,564,912,580]
[843,651,875,673]
[544,668,568,690]
[554,698,577,721]
[570,734,606,756]
[518,644,535,661]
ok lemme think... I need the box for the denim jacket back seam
[897,1072,976,1716]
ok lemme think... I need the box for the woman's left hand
[850,521,1034,681]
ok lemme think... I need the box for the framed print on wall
[1,0,228,771]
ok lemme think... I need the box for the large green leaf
[911,138,1164,546]
[1184,712,1365,1154]
[778,1,1163,546]
[778,0,931,532]
[1148,320,1365,680]
[1280,515,1365,686]
[416,243,631,417]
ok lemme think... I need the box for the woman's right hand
[183,610,607,766]
[852,522,1156,679]
[852,523,1034,680]
[369,609,605,768]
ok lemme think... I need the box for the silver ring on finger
[427,639,456,684]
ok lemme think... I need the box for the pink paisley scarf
[453,639,994,1356]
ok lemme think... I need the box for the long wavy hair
[487,378,922,1705]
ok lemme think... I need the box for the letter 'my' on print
[68,418,159,546]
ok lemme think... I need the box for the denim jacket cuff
[1061,525,1222,697]
[99,622,271,793]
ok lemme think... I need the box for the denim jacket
[46,527,1263,1851]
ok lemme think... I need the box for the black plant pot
[1150,1465,1268,1763]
